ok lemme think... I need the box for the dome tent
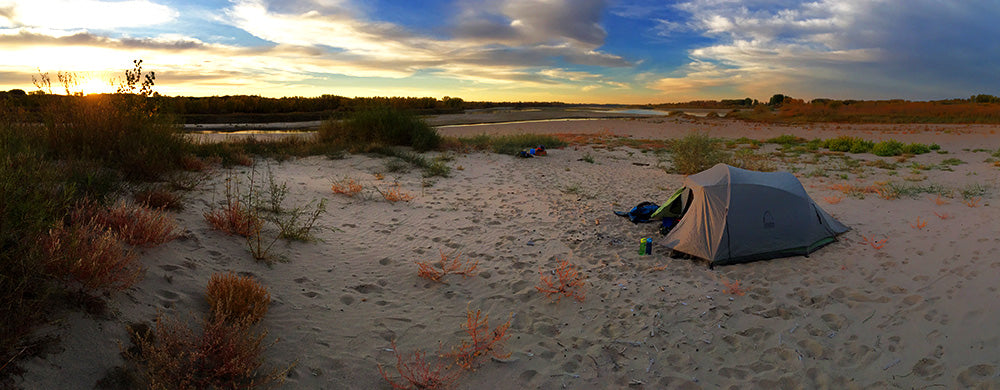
[659,164,849,266]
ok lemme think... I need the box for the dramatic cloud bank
[0,0,996,102]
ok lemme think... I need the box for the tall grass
[452,133,565,155]
[0,62,192,380]
[38,94,187,181]
[318,106,440,151]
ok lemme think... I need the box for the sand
[14,116,1000,389]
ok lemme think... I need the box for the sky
[1,0,998,104]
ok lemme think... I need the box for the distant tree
[768,94,788,107]
[972,94,1000,103]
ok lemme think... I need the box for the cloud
[223,0,630,82]
[650,0,1000,99]
[0,0,177,29]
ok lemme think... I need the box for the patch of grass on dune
[450,133,566,155]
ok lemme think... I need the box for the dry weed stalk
[40,220,143,293]
[204,201,261,237]
[823,196,843,204]
[448,306,512,370]
[415,251,478,283]
[331,178,364,197]
[536,260,586,302]
[135,187,184,210]
[910,216,927,230]
[204,175,262,237]
[933,211,952,220]
[379,341,460,390]
[963,197,981,207]
[932,195,949,206]
[206,272,271,324]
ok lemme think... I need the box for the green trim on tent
[650,187,686,219]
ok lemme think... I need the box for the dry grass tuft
[204,201,261,237]
[536,260,586,302]
[963,197,981,208]
[135,187,184,210]
[40,219,143,293]
[206,272,270,324]
[93,201,180,247]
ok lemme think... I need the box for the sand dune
[15,117,1000,389]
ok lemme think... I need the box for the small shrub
[379,341,460,390]
[448,306,512,370]
[765,134,805,146]
[204,176,263,237]
[135,187,183,210]
[204,201,260,237]
[40,219,143,293]
[415,250,478,283]
[669,132,728,174]
[901,143,931,155]
[331,177,364,197]
[319,107,440,151]
[92,201,179,247]
[872,140,904,156]
[129,314,284,390]
[536,260,586,302]
[206,272,270,324]
[378,184,415,203]
[728,149,776,172]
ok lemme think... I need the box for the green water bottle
[639,238,647,255]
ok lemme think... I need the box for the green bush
[901,143,931,155]
[766,134,804,146]
[872,140,904,156]
[669,132,728,174]
[318,107,440,151]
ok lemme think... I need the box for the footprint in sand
[155,290,181,308]
[956,364,998,387]
[912,357,945,379]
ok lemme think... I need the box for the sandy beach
[15,116,1000,389]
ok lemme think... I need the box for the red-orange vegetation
[861,235,887,250]
[963,197,981,207]
[415,250,478,283]
[380,184,414,202]
[720,277,747,296]
[204,200,262,237]
[135,187,183,210]
[823,196,843,204]
[331,178,364,196]
[932,195,949,206]
[933,211,952,220]
[95,201,180,247]
[536,260,586,302]
[130,314,281,389]
[379,341,460,390]
[40,219,142,293]
[206,272,270,324]
[910,216,927,230]
[448,307,512,370]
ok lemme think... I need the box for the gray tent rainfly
[659,164,849,266]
